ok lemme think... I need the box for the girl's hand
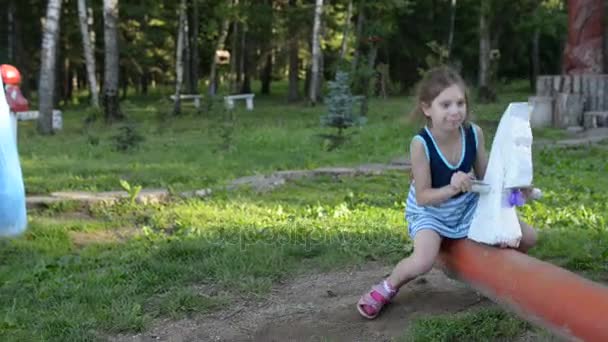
[450,171,473,193]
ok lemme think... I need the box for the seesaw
[437,103,608,341]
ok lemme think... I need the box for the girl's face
[422,84,467,131]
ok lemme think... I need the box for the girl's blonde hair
[409,66,471,127]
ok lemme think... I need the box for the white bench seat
[16,110,63,130]
[224,93,254,111]
[170,94,202,109]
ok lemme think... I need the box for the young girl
[357,66,538,319]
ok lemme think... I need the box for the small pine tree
[321,71,362,136]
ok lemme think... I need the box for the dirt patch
[110,263,495,342]
[70,228,139,248]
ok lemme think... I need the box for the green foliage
[404,308,531,341]
[320,71,367,150]
[6,111,608,340]
[119,179,143,205]
[112,123,145,152]
[417,41,450,77]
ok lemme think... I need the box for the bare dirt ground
[110,263,497,342]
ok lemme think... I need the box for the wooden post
[554,92,584,128]
[438,239,608,342]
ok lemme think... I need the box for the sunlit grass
[2,82,607,340]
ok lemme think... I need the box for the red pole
[438,239,608,342]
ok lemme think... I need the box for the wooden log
[552,75,562,94]
[582,111,608,129]
[572,74,581,93]
[438,239,608,342]
[561,75,572,93]
[536,76,553,96]
[598,76,605,110]
[582,75,591,110]
[554,93,584,128]
[528,96,553,128]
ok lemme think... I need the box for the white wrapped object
[468,102,534,247]
[0,76,27,237]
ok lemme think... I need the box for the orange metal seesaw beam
[437,239,608,342]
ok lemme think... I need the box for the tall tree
[477,0,492,102]
[447,0,457,58]
[77,0,99,107]
[287,0,300,102]
[229,0,240,93]
[38,0,63,135]
[208,13,231,96]
[103,0,123,121]
[309,0,324,105]
[173,0,187,115]
[350,2,364,76]
[188,0,200,94]
[7,0,16,62]
[339,0,353,60]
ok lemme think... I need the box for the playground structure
[438,239,608,341]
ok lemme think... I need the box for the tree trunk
[261,53,272,94]
[229,19,239,93]
[531,28,540,92]
[563,0,603,74]
[309,0,324,105]
[208,19,230,96]
[103,0,123,122]
[77,0,99,107]
[7,0,16,62]
[189,0,200,94]
[339,0,353,60]
[238,25,247,92]
[38,0,62,135]
[477,2,493,103]
[182,0,191,96]
[63,57,73,102]
[173,0,187,115]
[604,0,608,73]
[287,0,300,102]
[447,0,457,58]
[360,43,378,116]
[239,26,251,94]
[350,3,364,75]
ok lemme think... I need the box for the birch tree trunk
[208,19,230,96]
[182,1,191,97]
[103,0,123,122]
[38,0,63,135]
[77,0,99,107]
[309,0,324,105]
[339,0,353,60]
[173,0,187,116]
[447,0,457,58]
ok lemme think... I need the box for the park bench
[170,94,202,109]
[16,110,63,130]
[224,93,254,111]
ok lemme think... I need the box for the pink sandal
[357,280,398,319]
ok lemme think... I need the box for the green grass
[17,81,536,194]
[2,83,607,340]
[403,308,532,341]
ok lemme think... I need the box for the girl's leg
[358,229,442,319]
[518,219,537,253]
[387,229,443,288]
